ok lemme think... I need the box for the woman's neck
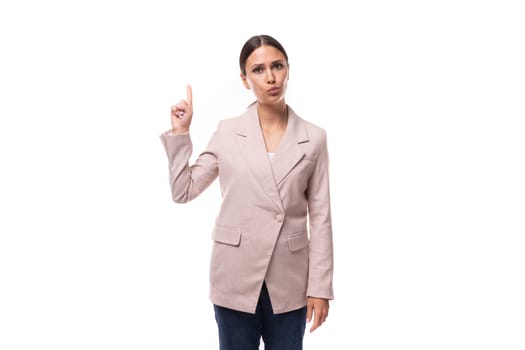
[257,102,288,130]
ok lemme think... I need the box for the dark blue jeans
[214,283,307,350]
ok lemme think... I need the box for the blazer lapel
[236,105,310,211]
[270,106,309,186]
[236,104,284,212]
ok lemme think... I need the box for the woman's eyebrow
[250,60,284,69]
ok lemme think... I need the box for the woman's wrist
[171,127,190,134]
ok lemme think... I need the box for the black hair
[239,35,289,75]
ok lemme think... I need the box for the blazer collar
[236,103,309,142]
[236,104,309,212]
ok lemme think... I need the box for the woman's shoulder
[289,106,327,142]
[301,118,327,138]
[215,115,243,132]
[215,104,257,131]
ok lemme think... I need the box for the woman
[160,34,334,350]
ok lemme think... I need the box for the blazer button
[275,214,283,222]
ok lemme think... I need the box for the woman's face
[241,45,289,105]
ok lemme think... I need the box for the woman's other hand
[306,297,329,333]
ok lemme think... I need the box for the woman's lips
[267,87,280,95]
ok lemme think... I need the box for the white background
[1,0,524,349]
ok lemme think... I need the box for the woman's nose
[266,69,276,84]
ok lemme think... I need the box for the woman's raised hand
[170,85,193,133]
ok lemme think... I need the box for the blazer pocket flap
[288,232,309,252]
[213,226,242,246]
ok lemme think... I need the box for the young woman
[160,34,334,350]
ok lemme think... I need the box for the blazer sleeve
[305,130,334,300]
[159,122,221,203]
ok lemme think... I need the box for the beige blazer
[160,103,334,314]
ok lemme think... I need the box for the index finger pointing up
[186,85,193,105]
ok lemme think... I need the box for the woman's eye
[253,67,264,73]
[274,63,284,69]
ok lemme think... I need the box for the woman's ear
[240,73,251,90]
